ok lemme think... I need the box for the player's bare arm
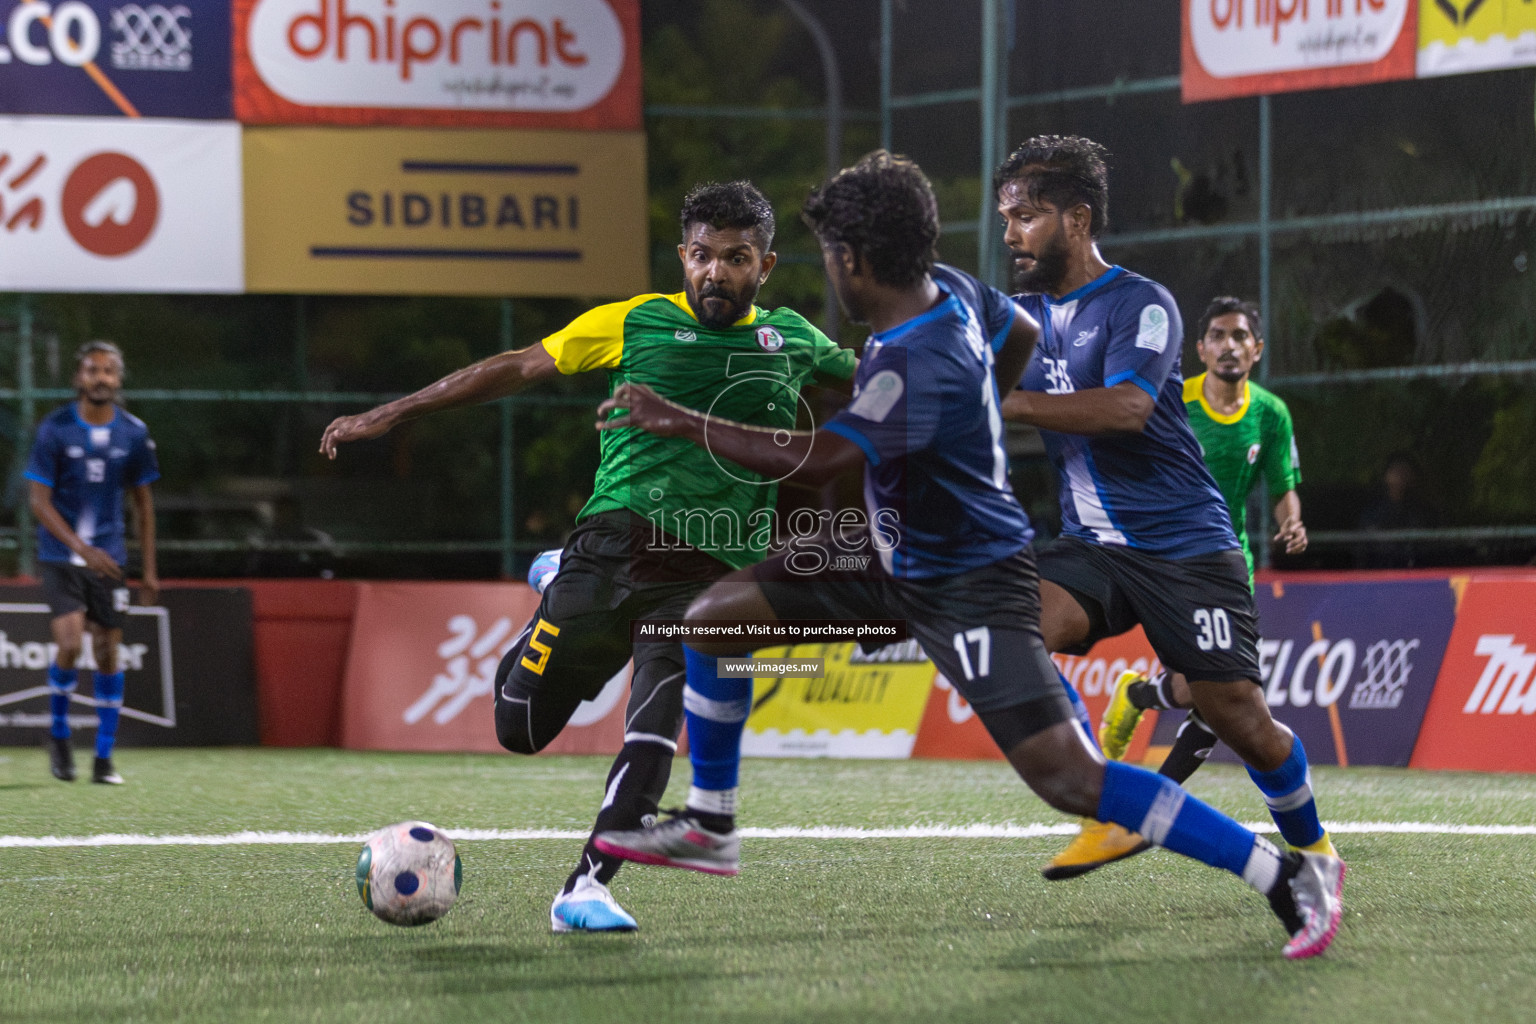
[27,480,122,581]
[1273,489,1307,554]
[596,382,864,486]
[1000,380,1154,434]
[320,344,561,458]
[993,307,1041,393]
[130,483,158,605]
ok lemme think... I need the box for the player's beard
[1211,360,1248,383]
[687,279,756,329]
[1010,232,1071,294]
[79,384,119,407]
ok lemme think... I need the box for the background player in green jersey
[1052,295,1324,876]
[1185,296,1307,581]
[320,182,853,933]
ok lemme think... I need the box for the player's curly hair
[1198,296,1265,342]
[993,135,1111,238]
[679,181,775,251]
[800,150,938,288]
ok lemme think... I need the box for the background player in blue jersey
[25,341,159,785]
[992,135,1339,881]
[592,151,1343,960]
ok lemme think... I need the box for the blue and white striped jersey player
[993,135,1342,885]
[25,341,160,786]
[591,150,1343,960]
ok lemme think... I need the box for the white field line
[2,821,1536,849]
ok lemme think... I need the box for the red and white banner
[339,582,626,754]
[1411,576,1536,772]
[1182,0,1419,102]
[234,0,642,128]
[0,117,243,293]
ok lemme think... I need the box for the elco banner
[0,116,243,292]
[1149,577,1457,766]
[0,0,231,117]
[1182,0,1419,102]
[242,126,646,296]
[233,0,641,128]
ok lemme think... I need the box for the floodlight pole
[782,0,842,342]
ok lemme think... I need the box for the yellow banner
[1419,0,1536,76]
[743,641,936,759]
[243,127,647,296]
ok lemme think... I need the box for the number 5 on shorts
[1193,608,1232,651]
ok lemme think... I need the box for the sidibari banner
[1182,0,1419,102]
[233,0,641,129]
[0,115,243,292]
[242,126,646,296]
[0,0,231,118]
[1417,0,1536,77]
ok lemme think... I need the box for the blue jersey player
[992,135,1340,883]
[592,151,1343,960]
[26,341,159,785]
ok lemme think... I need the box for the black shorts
[752,546,1071,720]
[40,561,130,630]
[497,510,734,741]
[1036,537,1261,683]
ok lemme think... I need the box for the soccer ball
[355,821,462,927]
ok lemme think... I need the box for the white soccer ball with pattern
[355,821,461,926]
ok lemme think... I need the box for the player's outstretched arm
[1272,490,1307,554]
[320,344,561,459]
[27,481,123,581]
[1000,380,1154,435]
[596,383,865,487]
[130,483,158,605]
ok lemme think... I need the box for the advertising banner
[1411,576,1536,772]
[242,126,647,296]
[339,582,626,754]
[0,0,231,118]
[0,116,243,292]
[1182,0,1419,102]
[233,0,641,129]
[0,585,257,747]
[742,640,935,759]
[1149,578,1457,766]
[1418,0,1536,76]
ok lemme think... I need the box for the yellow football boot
[1041,819,1153,881]
[1099,669,1149,760]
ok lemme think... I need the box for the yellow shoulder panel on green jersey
[541,293,664,375]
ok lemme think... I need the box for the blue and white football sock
[93,671,125,760]
[1247,735,1327,849]
[681,646,750,830]
[1058,669,1099,752]
[1097,760,1289,896]
[48,663,77,740]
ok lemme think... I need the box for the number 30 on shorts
[1192,608,1232,651]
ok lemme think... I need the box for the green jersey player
[320,182,853,933]
[1183,297,1306,582]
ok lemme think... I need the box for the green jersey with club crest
[542,293,853,569]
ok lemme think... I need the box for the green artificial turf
[2,749,1533,1023]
